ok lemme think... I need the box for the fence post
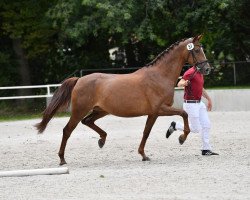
[233,63,236,85]
[46,85,52,107]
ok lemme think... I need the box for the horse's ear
[193,34,203,42]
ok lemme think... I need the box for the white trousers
[175,101,212,150]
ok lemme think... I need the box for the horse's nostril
[205,68,211,75]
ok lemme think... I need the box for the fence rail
[0,84,61,100]
[0,83,183,101]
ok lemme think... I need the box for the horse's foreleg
[138,115,157,161]
[81,110,108,148]
[158,105,190,144]
[178,109,189,144]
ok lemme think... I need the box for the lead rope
[186,68,198,99]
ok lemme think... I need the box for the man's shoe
[166,121,176,138]
[201,150,219,156]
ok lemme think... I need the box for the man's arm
[202,88,212,111]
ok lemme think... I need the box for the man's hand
[177,79,190,87]
[207,99,212,111]
[183,80,190,87]
[202,88,212,111]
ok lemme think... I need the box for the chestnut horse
[36,35,211,165]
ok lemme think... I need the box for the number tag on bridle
[187,43,194,51]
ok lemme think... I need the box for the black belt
[184,100,200,103]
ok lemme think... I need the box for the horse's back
[72,72,116,100]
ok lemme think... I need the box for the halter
[186,43,209,74]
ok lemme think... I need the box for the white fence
[1,84,250,111]
[0,84,61,100]
[173,89,250,111]
[0,84,182,101]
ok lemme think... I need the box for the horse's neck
[156,50,186,82]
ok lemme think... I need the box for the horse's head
[185,35,211,75]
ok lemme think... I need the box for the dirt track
[0,112,249,200]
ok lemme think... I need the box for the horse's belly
[99,93,152,117]
[109,104,149,117]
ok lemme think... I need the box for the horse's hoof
[98,139,105,148]
[142,156,150,161]
[59,160,67,166]
[179,135,186,145]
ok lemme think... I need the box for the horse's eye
[194,48,200,53]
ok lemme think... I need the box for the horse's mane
[145,38,188,67]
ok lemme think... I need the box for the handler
[166,66,219,156]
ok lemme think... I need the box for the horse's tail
[35,77,79,133]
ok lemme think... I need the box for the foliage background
[0,0,249,87]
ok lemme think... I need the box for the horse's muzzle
[197,61,211,75]
[203,66,211,75]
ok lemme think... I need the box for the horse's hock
[174,88,250,111]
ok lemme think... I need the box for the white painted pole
[0,167,69,177]
[47,85,51,96]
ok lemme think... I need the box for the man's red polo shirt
[183,66,204,100]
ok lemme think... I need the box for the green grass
[0,99,70,122]
[0,113,41,121]
[0,111,70,122]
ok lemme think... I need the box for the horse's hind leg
[58,115,82,165]
[81,109,108,148]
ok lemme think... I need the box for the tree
[0,0,249,86]
[0,0,56,87]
